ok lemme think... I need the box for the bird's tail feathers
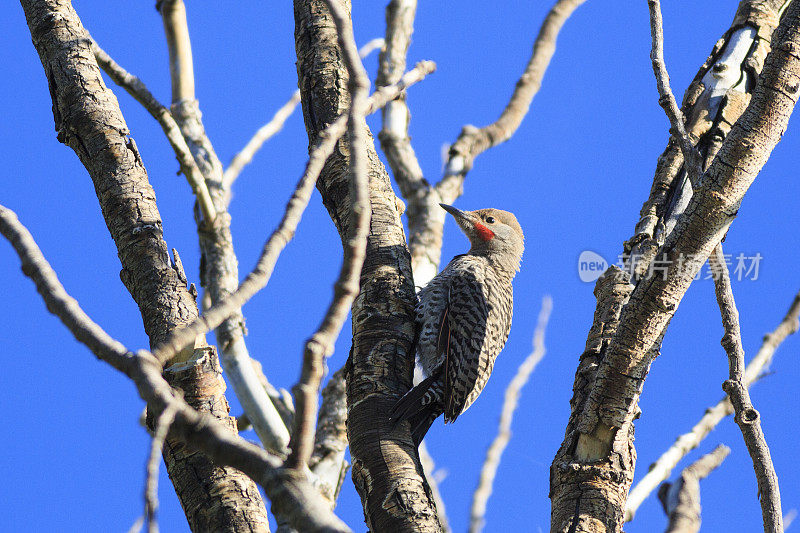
[390,372,443,445]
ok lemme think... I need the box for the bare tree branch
[91,42,217,223]
[710,244,783,532]
[397,0,585,289]
[786,510,798,531]
[469,296,552,533]
[646,0,702,183]
[626,290,800,521]
[292,0,442,528]
[627,0,791,282]
[0,203,349,533]
[158,0,194,103]
[155,0,293,455]
[376,0,425,207]
[149,61,435,364]
[551,1,800,529]
[286,0,372,471]
[144,401,179,533]
[19,2,274,529]
[442,0,586,186]
[223,90,301,191]
[419,442,451,532]
[223,38,385,192]
[658,444,731,533]
[311,369,350,503]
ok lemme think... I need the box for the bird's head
[440,204,524,272]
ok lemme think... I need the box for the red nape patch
[474,223,495,241]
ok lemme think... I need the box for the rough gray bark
[19,1,272,530]
[160,349,272,532]
[550,0,800,530]
[287,0,372,473]
[293,0,442,530]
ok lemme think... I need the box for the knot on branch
[738,407,760,425]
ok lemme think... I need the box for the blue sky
[2,1,799,531]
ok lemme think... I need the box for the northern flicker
[391,203,524,445]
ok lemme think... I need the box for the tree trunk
[20,1,271,530]
[293,0,442,530]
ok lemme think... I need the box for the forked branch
[149,61,436,365]
[0,204,350,532]
[91,42,216,223]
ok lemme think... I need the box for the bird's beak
[440,203,486,238]
[439,203,472,224]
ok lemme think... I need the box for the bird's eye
[485,216,496,224]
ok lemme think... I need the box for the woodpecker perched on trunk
[391,203,524,445]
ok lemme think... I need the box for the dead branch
[19,2,273,528]
[658,444,731,533]
[148,61,435,365]
[626,0,790,281]
[91,42,216,223]
[469,296,552,533]
[144,401,179,533]
[442,0,586,187]
[376,0,425,206]
[223,90,302,191]
[311,369,350,503]
[286,0,373,471]
[223,38,385,191]
[293,0,442,528]
[395,0,585,289]
[646,0,702,183]
[0,203,349,533]
[157,0,293,454]
[550,1,800,529]
[710,244,783,532]
[626,290,800,521]
[418,441,451,532]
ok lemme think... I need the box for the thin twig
[222,38,385,192]
[442,0,586,187]
[786,509,798,531]
[658,444,730,533]
[223,90,301,191]
[646,0,702,183]
[91,42,216,223]
[469,296,553,533]
[0,204,351,532]
[419,441,451,532]
[286,0,372,471]
[710,243,783,533]
[149,61,435,365]
[626,290,800,521]
[144,401,179,533]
